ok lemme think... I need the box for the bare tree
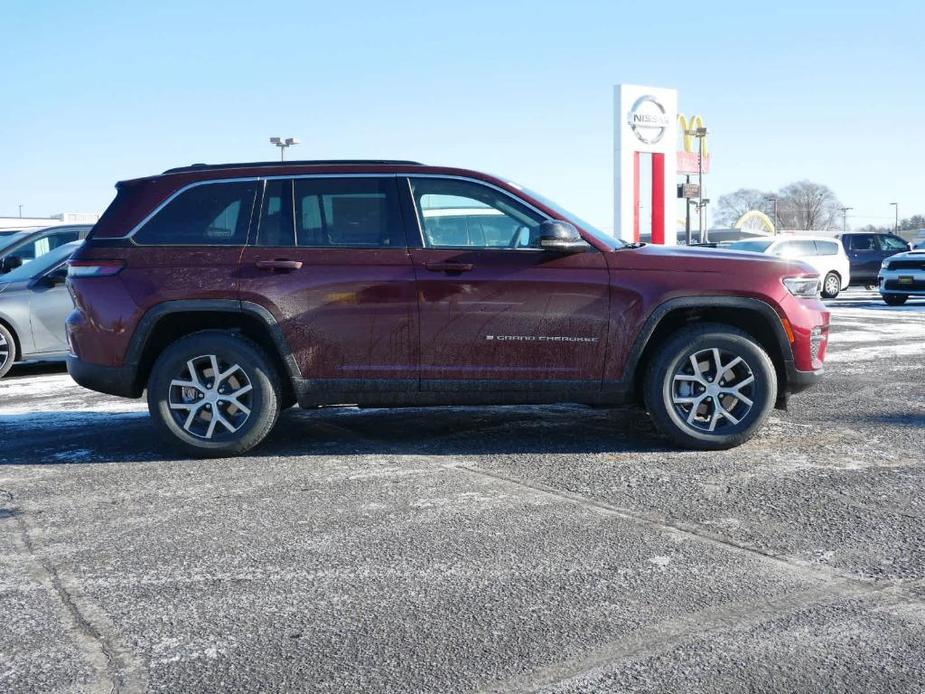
[714,188,773,227]
[776,180,843,230]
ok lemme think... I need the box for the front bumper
[878,271,925,295]
[67,354,142,399]
[785,361,824,395]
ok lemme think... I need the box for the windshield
[726,240,774,253]
[0,231,27,252]
[0,240,82,283]
[504,181,625,248]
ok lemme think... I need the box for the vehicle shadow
[5,361,69,378]
[0,404,672,465]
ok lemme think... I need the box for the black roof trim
[162,160,426,175]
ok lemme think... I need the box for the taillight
[67,259,125,278]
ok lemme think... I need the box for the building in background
[0,212,100,230]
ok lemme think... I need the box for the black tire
[0,323,16,380]
[821,272,841,299]
[147,330,281,457]
[643,323,777,450]
[883,294,908,306]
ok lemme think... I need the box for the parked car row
[725,231,916,305]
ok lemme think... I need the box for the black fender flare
[125,299,301,381]
[619,296,795,387]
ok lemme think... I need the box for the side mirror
[0,255,22,274]
[538,220,588,253]
[46,266,68,286]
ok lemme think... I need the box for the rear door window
[290,177,403,248]
[849,234,875,251]
[814,241,839,256]
[774,240,816,258]
[134,181,257,245]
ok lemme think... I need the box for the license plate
[898,275,914,285]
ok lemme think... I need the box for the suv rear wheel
[0,323,16,380]
[643,324,777,450]
[147,330,281,457]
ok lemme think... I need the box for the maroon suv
[66,160,830,456]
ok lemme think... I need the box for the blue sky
[1,0,922,231]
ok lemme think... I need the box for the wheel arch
[0,313,22,363]
[626,297,793,403]
[127,300,299,400]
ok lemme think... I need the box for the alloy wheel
[168,354,254,439]
[824,274,840,296]
[0,332,10,371]
[670,347,755,433]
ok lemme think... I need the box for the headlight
[881,259,891,270]
[782,276,820,297]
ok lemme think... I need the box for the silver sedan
[0,240,82,379]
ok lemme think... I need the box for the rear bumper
[66,354,141,398]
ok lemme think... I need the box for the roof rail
[161,160,426,175]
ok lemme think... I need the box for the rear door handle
[425,262,474,273]
[256,259,303,271]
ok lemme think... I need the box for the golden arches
[677,114,709,156]
[735,210,776,235]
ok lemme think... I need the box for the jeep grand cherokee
[66,160,829,456]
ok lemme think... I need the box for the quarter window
[134,181,257,245]
[409,178,545,249]
[815,241,839,256]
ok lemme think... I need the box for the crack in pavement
[476,579,925,694]
[449,464,925,692]
[5,490,147,694]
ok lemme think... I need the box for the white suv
[726,236,850,298]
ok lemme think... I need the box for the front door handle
[256,259,303,271]
[425,262,474,273]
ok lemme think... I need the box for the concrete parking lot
[1,288,923,693]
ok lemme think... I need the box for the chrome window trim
[124,172,552,248]
[402,174,551,251]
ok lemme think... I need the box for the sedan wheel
[0,324,16,380]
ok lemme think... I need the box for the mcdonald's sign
[677,113,711,175]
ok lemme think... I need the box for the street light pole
[766,196,779,234]
[685,126,708,243]
[890,202,898,233]
[269,137,300,161]
[839,207,853,232]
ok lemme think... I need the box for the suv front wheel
[147,331,281,457]
[644,324,777,450]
